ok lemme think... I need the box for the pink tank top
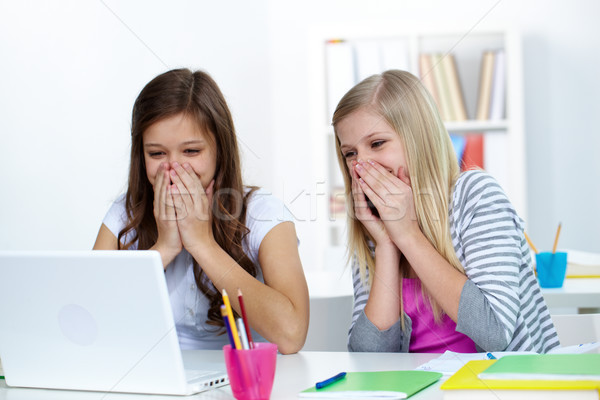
[403,278,476,353]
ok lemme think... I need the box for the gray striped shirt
[348,170,560,353]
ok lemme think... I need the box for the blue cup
[535,252,567,288]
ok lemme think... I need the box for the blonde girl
[333,70,558,353]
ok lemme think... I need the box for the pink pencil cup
[223,342,277,400]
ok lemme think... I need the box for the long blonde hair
[332,70,463,320]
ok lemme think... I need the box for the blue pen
[486,352,497,360]
[316,372,346,389]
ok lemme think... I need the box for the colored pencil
[237,288,254,349]
[524,231,538,254]
[220,305,235,348]
[552,222,562,253]
[222,289,242,350]
[237,318,250,350]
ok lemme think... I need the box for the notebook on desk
[0,250,228,395]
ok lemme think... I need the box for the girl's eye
[343,151,356,159]
[149,151,164,157]
[372,140,385,148]
[184,149,200,155]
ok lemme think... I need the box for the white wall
[0,0,271,250]
[519,2,600,254]
[1,1,599,269]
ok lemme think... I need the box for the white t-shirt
[102,188,295,349]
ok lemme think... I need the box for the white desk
[541,278,600,311]
[0,350,442,400]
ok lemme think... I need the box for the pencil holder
[223,343,277,400]
[535,252,567,288]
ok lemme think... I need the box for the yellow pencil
[222,289,242,350]
[524,231,538,254]
[552,222,562,253]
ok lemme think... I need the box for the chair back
[551,313,600,346]
[303,295,353,351]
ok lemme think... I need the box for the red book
[462,135,484,171]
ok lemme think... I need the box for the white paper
[414,350,535,376]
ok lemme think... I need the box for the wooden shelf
[444,119,509,133]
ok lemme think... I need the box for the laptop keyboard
[185,369,222,384]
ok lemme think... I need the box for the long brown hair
[332,70,462,322]
[118,68,257,329]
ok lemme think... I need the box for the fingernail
[367,159,374,165]
[355,164,363,172]
[172,161,180,168]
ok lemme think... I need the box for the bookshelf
[307,25,525,271]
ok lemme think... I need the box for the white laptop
[0,250,228,395]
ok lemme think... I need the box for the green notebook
[299,370,442,398]
[478,354,600,381]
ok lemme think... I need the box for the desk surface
[0,350,441,400]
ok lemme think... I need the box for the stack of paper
[416,346,600,377]
[566,249,600,278]
[415,350,535,376]
[441,354,600,400]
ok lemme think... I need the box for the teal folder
[299,370,442,398]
